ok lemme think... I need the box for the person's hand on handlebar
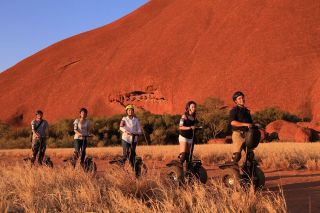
[246,123,253,128]
[125,130,132,136]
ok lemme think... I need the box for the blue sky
[0,0,148,72]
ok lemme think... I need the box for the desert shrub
[252,107,302,127]
[0,122,9,137]
[49,119,74,139]
[12,127,31,139]
[197,98,229,142]
[4,97,307,149]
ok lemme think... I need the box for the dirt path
[2,156,320,212]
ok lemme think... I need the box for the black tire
[195,166,208,184]
[45,160,53,168]
[222,168,240,188]
[140,163,148,176]
[44,157,53,168]
[167,165,184,185]
[253,167,265,190]
[83,158,97,174]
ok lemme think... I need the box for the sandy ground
[1,154,320,213]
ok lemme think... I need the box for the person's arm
[45,121,49,138]
[31,120,40,138]
[74,120,82,136]
[119,118,132,135]
[86,120,93,137]
[229,109,252,128]
[231,120,252,128]
[135,119,142,135]
[179,115,195,130]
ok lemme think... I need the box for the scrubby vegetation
[0,98,306,149]
[252,107,308,128]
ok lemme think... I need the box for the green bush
[252,107,302,127]
[197,98,229,141]
[2,97,290,149]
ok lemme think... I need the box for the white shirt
[119,116,142,143]
[73,118,90,139]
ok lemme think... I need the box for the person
[178,101,198,166]
[229,91,253,163]
[30,110,49,165]
[119,104,142,168]
[73,108,91,165]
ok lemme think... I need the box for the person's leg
[38,138,47,165]
[80,139,87,164]
[122,140,130,163]
[129,142,137,168]
[73,139,81,161]
[179,139,188,164]
[232,131,246,163]
[185,142,192,165]
[31,139,40,165]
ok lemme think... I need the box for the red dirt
[0,0,320,125]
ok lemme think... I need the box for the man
[229,91,253,163]
[31,110,49,165]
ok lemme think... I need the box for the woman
[73,107,91,165]
[119,104,142,168]
[178,101,198,165]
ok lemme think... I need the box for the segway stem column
[187,126,202,170]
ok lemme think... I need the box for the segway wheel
[134,157,147,177]
[222,168,240,188]
[253,167,265,190]
[83,157,97,174]
[195,166,208,184]
[44,156,53,168]
[167,165,184,185]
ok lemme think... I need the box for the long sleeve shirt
[120,116,142,143]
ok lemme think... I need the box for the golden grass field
[1,143,320,212]
[1,143,320,170]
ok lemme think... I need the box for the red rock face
[278,122,310,142]
[297,122,320,141]
[266,120,312,142]
[265,120,286,135]
[0,0,320,125]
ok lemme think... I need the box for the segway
[23,155,53,168]
[219,126,265,190]
[63,135,97,174]
[109,133,147,177]
[24,137,53,168]
[166,127,207,185]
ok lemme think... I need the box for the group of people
[30,91,253,167]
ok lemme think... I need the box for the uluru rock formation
[0,0,320,125]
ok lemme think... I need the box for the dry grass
[0,163,286,213]
[2,143,318,212]
[1,143,319,170]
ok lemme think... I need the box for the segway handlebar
[81,135,93,138]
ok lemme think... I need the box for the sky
[0,0,148,72]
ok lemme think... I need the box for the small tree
[197,98,229,141]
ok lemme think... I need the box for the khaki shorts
[232,131,246,153]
